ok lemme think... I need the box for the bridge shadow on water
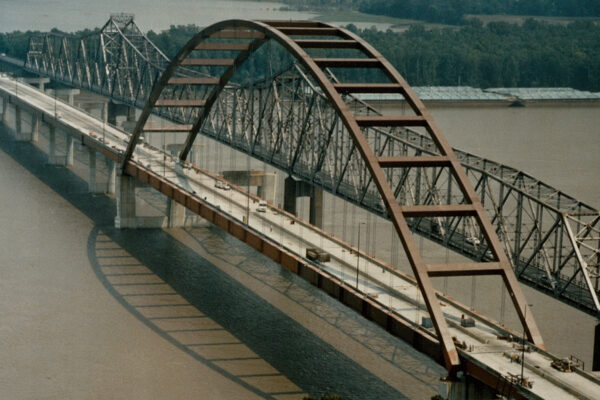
[0,126,443,399]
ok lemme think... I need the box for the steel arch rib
[123,19,544,373]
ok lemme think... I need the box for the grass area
[466,14,600,26]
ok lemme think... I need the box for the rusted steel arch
[124,20,544,373]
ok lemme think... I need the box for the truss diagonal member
[121,19,544,373]
[562,213,600,313]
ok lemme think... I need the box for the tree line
[277,0,600,25]
[2,19,598,91]
[358,0,600,25]
[352,19,600,90]
[146,19,600,91]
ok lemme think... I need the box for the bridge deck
[1,76,598,400]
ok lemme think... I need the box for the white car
[466,236,481,245]
[256,201,267,213]
[214,180,231,190]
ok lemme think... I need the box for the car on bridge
[256,201,268,213]
[466,236,481,246]
[215,180,230,190]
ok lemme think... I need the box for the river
[1,1,599,397]
[0,0,409,34]
[428,102,599,371]
[0,119,445,399]
[0,0,316,33]
[1,94,597,399]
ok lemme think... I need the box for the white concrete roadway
[1,75,598,400]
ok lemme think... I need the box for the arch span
[124,19,544,373]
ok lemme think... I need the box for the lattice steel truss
[25,13,171,107]
[23,16,600,368]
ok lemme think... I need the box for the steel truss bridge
[18,14,600,376]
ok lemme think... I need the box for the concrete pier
[47,125,67,165]
[127,105,136,123]
[115,170,137,228]
[66,135,74,166]
[283,176,323,228]
[30,112,39,143]
[167,199,186,228]
[55,88,80,106]
[114,171,196,229]
[106,158,116,195]
[14,105,21,140]
[22,77,50,91]
[106,101,134,127]
[107,101,118,126]
[78,99,109,123]
[87,149,103,193]
[309,185,323,229]
[1,96,7,125]
[221,170,277,204]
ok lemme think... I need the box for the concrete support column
[23,77,50,91]
[87,150,105,194]
[257,174,276,204]
[57,88,79,106]
[14,105,21,139]
[48,127,66,165]
[114,171,137,229]
[87,149,98,193]
[48,125,66,165]
[126,106,136,122]
[309,186,323,228]
[106,158,116,195]
[81,103,92,115]
[1,97,7,125]
[66,136,74,166]
[594,323,600,371]
[101,102,108,123]
[31,113,39,143]
[16,110,38,143]
[167,199,186,228]
[48,125,56,161]
[107,101,118,126]
[283,176,323,227]
[284,176,298,216]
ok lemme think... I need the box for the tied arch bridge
[0,14,598,399]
